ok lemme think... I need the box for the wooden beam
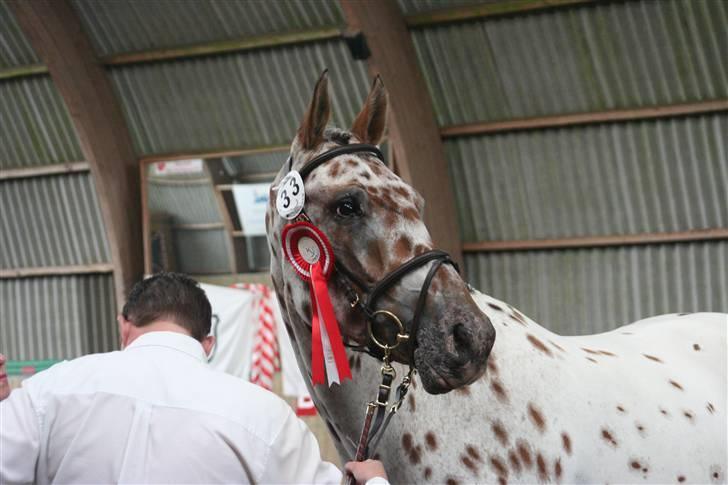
[9,0,143,310]
[463,229,728,253]
[0,63,48,81]
[148,177,211,186]
[102,27,341,66]
[172,222,226,231]
[0,161,89,181]
[139,145,289,164]
[340,0,463,268]
[140,162,152,275]
[406,0,594,28]
[0,263,114,279]
[442,99,728,138]
[216,174,278,191]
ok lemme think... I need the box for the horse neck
[279,306,384,460]
[284,288,568,465]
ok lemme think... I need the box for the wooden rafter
[102,27,341,66]
[463,229,728,253]
[0,263,114,279]
[442,99,728,138]
[340,0,463,267]
[139,145,289,164]
[405,0,595,28]
[0,161,89,181]
[9,0,143,309]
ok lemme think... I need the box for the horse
[265,72,727,484]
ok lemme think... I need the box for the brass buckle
[367,310,409,351]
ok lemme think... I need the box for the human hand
[344,459,388,484]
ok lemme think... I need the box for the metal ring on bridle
[367,310,410,351]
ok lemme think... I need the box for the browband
[293,144,384,180]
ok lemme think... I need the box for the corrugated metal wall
[413,0,728,333]
[0,0,39,68]
[109,44,369,155]
[72,0,344,56]
[0,274,117,360]
[467,241,727,335]
[0,77,84,169]
[411,0,728,125]
[0,174,110,268]
[446,114,728,242]
[0,0,117,362]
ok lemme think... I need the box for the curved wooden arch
[9,0,143,310]
[340,0,463,268]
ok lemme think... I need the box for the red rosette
[280,220,351,387]
[281,221,334,281]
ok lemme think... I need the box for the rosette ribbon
[282,221,352,386]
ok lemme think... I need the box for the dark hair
[121,272,212,341]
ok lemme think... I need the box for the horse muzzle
[414,303,495,394]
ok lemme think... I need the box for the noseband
[290,143,458,363]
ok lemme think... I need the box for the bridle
[290,143,458,360]
[285,143,458,468]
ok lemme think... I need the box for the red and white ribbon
[233,283,279,391]
[282,221,352,387]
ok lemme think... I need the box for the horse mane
[324,127,352,146]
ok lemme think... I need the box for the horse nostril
[452,323,471,354]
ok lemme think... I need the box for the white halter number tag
[276,171,305,220]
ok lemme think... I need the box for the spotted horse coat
[265,73,727,484]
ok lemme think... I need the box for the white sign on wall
[232,183,270,236]
[152,159,204,176]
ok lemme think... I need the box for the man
[0,272,387,484]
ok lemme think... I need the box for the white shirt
[0,332,342,484]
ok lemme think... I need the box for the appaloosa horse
[266,73,727,484]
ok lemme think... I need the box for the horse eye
[335,198,360,218]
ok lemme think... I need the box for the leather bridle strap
[295,143,384,179]
[365,250,454,308]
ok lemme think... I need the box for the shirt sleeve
[0,388,41,484]
[257,406,342,484]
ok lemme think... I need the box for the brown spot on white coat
[491,421,509,446]
[561,433,572,455]
[425,431,437,451]
[528,403,547,432]
[601,428,618,447]
[527,334,553,357]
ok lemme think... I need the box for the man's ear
[117,315,131,350]
[297,70,331,151]
[202,335,216,357]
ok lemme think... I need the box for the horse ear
[351,75,387,145]
[297,70,331,151]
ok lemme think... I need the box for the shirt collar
[125,331,207,363]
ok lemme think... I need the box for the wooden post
[340,0,463,268]
[9,0,143,310]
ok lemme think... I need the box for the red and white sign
[152,159,204,176]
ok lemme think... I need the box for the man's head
[118,272,214,354]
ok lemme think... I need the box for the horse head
[266,71,495,394]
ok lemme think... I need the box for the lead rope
[345,350,414,485]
